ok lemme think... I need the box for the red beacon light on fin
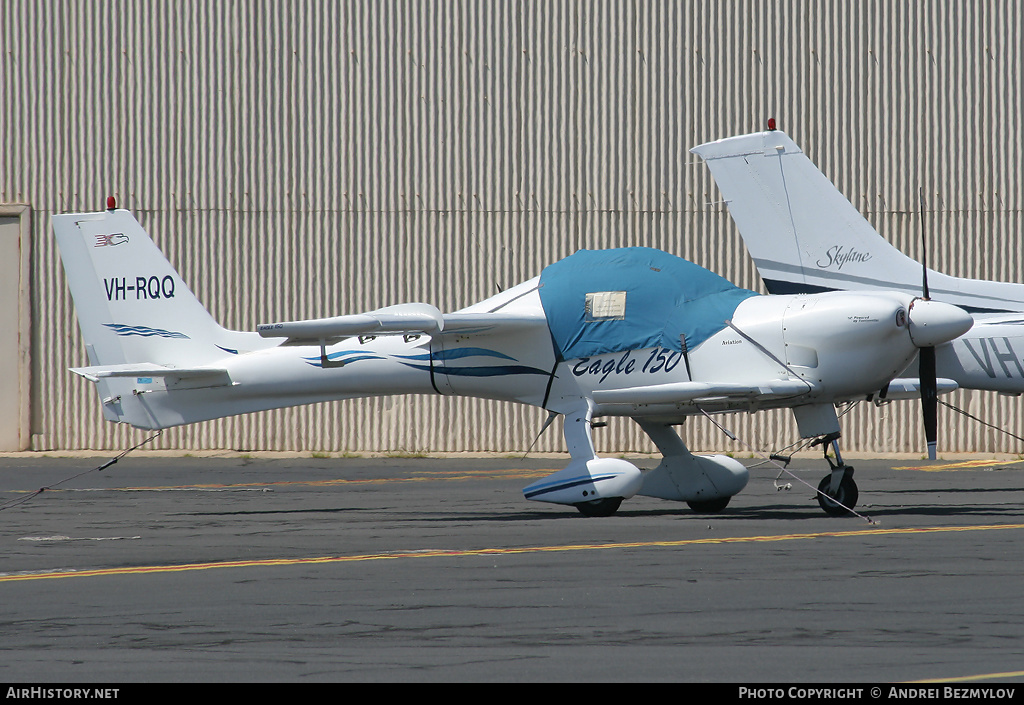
[106,196,116,210]
[767,118,777,131]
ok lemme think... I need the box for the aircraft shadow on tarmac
[355,500,1023,523]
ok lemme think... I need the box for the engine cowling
[733,291,972,400]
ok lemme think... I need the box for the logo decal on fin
[816,246,873,270]
[95,233,129,247]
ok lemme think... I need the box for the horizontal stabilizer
[71,363,230,387]
[876,378,959,400]
[258,303,444,343]
[592,379,813,406]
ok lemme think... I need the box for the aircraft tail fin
[52,206,269,429]
[691,129,925,296]
[52,207,235,368]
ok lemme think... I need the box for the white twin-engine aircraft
[53,202,971,517]
[692,125,1024,460]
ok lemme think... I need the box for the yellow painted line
[4,523,1023,584]
[894,459,992,470]
[892,459,1019,471]
[894,459,1023,471]
[908,669,1024,683]
[409,469,555,477]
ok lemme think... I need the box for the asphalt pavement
[1,453,1023,683]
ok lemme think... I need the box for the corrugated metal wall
[2,0,1021,454]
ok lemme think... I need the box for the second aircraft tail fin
[691,128,1024,314]
[691,129,925,296]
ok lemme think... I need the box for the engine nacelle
[522,457,643,505]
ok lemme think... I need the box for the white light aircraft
[52,199,972,516]
[692,124,1024,459]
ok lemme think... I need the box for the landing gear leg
[813,433,859,516]
[518,402,641,517]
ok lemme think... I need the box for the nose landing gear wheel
[574,497,623,517]
[816,474,859,516]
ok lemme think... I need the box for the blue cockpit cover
[538,248,759,361]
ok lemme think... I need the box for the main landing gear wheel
[574,497,623,517]
[687,497,731,513]
[816,473,859,517]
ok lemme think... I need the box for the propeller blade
[919,187,930,300]
[919,345,938,460]
[918,187,937,460]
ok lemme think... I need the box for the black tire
[687,496,731,513]
[816,473,859,516]
[574,497,623,517]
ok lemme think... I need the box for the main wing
[591,379,815,406]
